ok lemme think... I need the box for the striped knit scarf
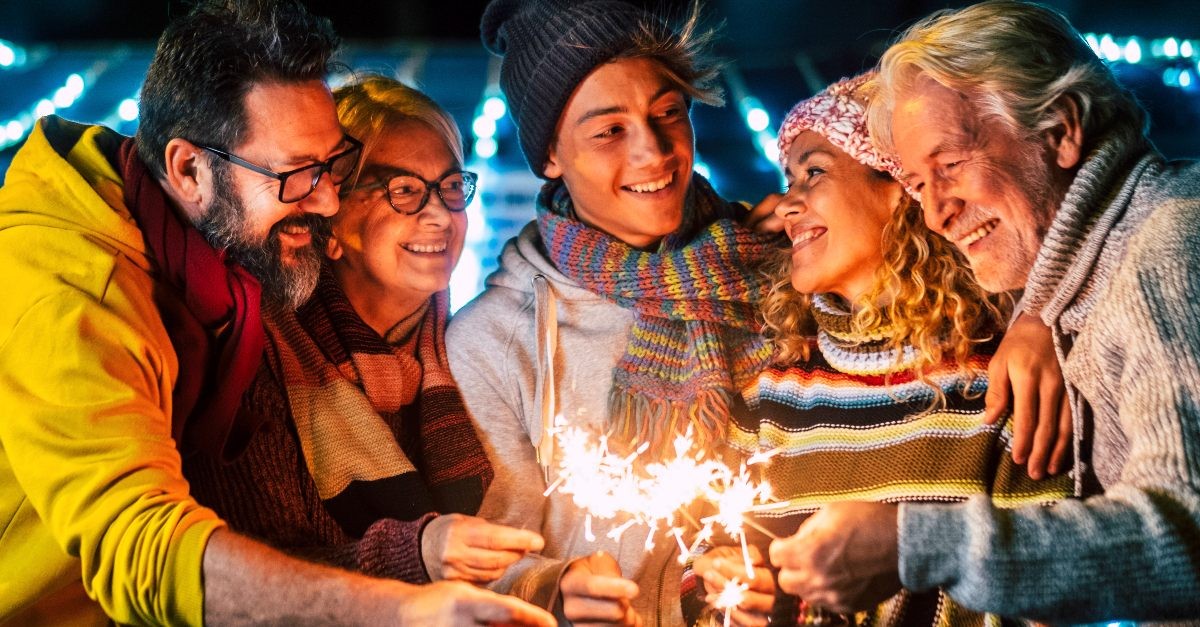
[536,176,777,454]
[266,267,492,536]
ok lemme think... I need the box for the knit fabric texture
[681,295,1072,626]
[776,71,914,197]
[536,176,777,454]
[186,267,492,583]
[270,267,491,535]
[480,0,649,172]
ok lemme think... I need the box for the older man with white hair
[768,1,1200,623]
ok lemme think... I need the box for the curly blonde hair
[761,190,1009,409]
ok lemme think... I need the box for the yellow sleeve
[0,277,224,625]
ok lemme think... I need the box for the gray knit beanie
[481,0,649,175]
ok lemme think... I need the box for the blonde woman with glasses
[185,75,546,593]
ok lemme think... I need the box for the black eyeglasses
[198,135,363,203]
[347,170,479,215]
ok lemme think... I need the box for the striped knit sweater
[184,283,491,585]
[899,130,1200,623]
[681,294,1073,626]
[183,365,433,583]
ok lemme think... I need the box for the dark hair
[136,0,340,177]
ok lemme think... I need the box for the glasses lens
[329,145,361,184]
[445,172,478,211]
[439,173,470,210]
[281,163,324,203]
[387,175,428,214]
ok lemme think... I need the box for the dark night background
[1,1,1197,304]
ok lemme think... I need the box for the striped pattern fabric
[535,175,778,454]
[686,297,1073,626]
[267,267,492,536]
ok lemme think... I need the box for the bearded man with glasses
[0,1,555,626]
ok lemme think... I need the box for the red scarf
[118,138,266,460]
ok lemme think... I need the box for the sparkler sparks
[714,578,750,627]
[541,418,782,616]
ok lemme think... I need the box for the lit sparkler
[714,578,750,627]
[541,418,783,615]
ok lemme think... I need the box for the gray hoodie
[447,221,685,626]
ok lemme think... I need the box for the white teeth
[626,173,673,193]
[958,219,999,247]
[790,228,823,247]
[403,242,447,254]
[281,224,309,234]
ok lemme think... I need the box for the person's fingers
[457,547,529,573]
[441,560,507,584]
[709,555,741,579]
[563,573,639,600]
[743,588,776,613]
[1008,367,1036,465]
[1049,393,1074,475]
[751,212,785,234]
[774,570,802,597]
[705,587,775,614]
[700,566,729,596]
[745,568,775,595]
[745,193,785,232]
[465,521,545,553]
[569,552,637,594]
[984,358,1013,425]
[461,590,556,627]
[768,533,805,571]
[562,594,629,623]
[1025,377,1063,480]
[703,555,773,590]
[746,544,766,563]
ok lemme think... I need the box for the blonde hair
[333,74,464,186]
[868,0,1145,153]
[761,192,1009,409]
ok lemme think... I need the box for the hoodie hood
[483,220,607,303]
[0,116,151,271]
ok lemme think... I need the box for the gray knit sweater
[898,128,1200,622]
[447,222,685,626]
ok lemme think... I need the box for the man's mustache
[268,213,332,244]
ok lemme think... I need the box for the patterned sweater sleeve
[301,514,435,584]
[897,200,1200,622]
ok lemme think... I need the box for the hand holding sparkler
[542,421,783,624]
[769,501,901,614]
[560,551,642,626]
[420,514,545,584]
[696,545,774,627]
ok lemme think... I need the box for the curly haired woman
[682,72,1074,627]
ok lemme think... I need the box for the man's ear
[542,144,563,179]
[1044,94,1084,170]
[161,138,210,219]
[325,233,343,260]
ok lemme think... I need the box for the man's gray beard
[196,165,330,310]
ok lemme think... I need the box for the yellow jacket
[0,117,224,626]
